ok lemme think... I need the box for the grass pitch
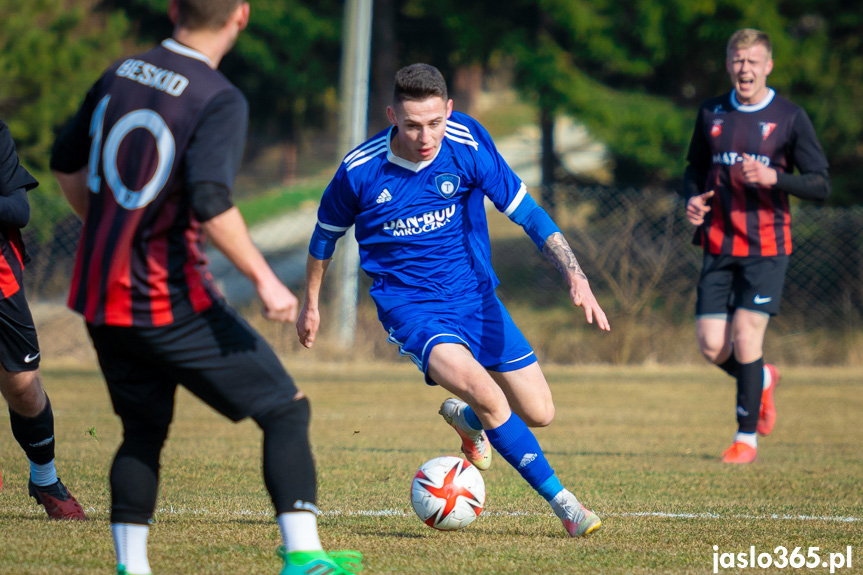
[1,361,861,574]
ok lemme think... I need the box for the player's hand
[296,305,320,349]
[742,154,778,187]
[570,276,610,331]
[257,279,299,323]
[686,190,714,226]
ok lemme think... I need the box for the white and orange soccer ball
[411,456,485,530]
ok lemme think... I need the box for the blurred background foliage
[1,0,860,242]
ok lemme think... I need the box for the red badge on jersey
[710,120,723,138]
[760,122,776,140]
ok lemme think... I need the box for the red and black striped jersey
[686,89,828,257]
[51,40,248,327]
[0,120,38,300]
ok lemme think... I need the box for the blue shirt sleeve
[309,163,360,260]
[507,190,561,249]
[452,113,559,249]
[457,114,524,214]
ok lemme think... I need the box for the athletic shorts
[696,253,790,318]
[382,292,536,385]
[0,289,40,372]
[86,301,298,427]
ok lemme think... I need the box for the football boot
[757,364,780,436]
[721,441,757,464]
[278,547,363,575]
[439,398,492,471]
[551,489,602,537]
[28,478,87,520]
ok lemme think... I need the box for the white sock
[112,523,151,574]
[29,459,58,487]
[762,366,772,390]
[735,432,758,449]
[278,511,322,552]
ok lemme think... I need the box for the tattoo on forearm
[542,233,587,281]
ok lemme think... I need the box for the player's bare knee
[698,339,729,364]
[521,406,555,428]
[0,373,46,415]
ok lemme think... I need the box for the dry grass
[1,361,861,574]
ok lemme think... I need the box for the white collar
[161,38,212,67]
[730,88,775,112]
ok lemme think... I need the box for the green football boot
[278,547,363,575]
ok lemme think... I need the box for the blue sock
[30,459,58,487]
[537,475,564,502]
[485,412,560,499]
[462,405,483,431]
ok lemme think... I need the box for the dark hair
[176,0,243,31]
[393,64,448,104]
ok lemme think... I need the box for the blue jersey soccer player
[298,63,610,538]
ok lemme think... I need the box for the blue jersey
[316,111,529,315]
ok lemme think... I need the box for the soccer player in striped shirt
[50,1,361,574]
[299,63,610,538]
[684,29,830,464]
[0,120,86,520]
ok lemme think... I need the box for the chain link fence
[21,185,863,366]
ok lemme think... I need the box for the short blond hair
[727,28,772,59]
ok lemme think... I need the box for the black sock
[255,398,316,515]
[718,353,739,378]
[9,395,55,465]
[736,358,763,434]
[110,421,168,525]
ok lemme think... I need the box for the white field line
[5,505,861,524]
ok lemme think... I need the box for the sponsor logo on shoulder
[760,122,777,140]
[376,189,393,204]
[434,174,461,199]
[753,295,772,305]
[24,352,40,363]
[712,104,727,114]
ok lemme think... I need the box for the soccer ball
[411,456,485,530]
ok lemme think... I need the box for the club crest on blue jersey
[435,174,460,199]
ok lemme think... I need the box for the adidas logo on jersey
[376,189,393,204]
[518,453,537,469]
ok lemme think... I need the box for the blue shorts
[382,292,536,385]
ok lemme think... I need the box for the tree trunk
[453,63,483,115]
[370,0,397,133]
